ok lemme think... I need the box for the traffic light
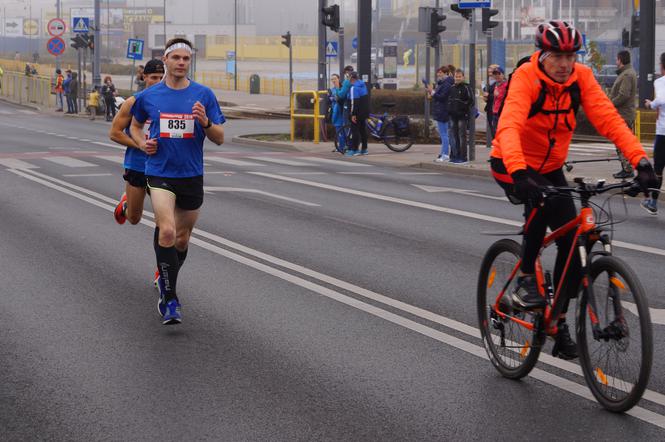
[630,14,640,47]
[481,8,499,33]
[428,9,446,48]
[281,31,291,48]
[70,34,87,50]
[87,34,94,51]
[322,4,340,32]
[622,28,630,48]
[450,4,472,21]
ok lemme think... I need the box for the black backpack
[496,60,581,124]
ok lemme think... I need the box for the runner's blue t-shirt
[123,94,148,172]
[131,81,225,178]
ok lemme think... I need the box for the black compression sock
[156,245,179,301]
[153,227,160,254]
[177,248,188,267]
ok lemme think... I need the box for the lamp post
[234,0,238,91]
[163,0,166,44]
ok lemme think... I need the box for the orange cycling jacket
[491,52,646,175]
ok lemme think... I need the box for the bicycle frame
[491,205,610,338]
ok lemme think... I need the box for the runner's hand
[192,101,208,127]
[351,115,357,124]
[635,158,658,195]
[143,138,158,155]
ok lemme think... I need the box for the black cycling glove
[636,158,658,195]
[511,169,543,205]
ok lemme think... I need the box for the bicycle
[477,178,653,412]
[333,103,414,153]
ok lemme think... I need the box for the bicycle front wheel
[477,239,543,379]
[382,122,414,152]
[577,256,653,413]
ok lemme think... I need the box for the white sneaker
[434,155,449,163]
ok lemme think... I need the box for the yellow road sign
[23,19,39,36]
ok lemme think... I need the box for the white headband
[164,42,192,57]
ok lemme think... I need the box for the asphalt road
[1,100,665,441]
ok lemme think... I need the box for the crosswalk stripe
[0,158,39,169]
[296,157,372,167]
[95,155,125,164]
[44,156,98,168]
[206,157,266,167]
[18,110,37,115]
[251,157,317,166]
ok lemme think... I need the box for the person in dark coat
[429,66,454,162]
[347,71,370,156]
[447,69,475,164]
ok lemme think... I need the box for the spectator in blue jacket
[333,65,355,130]
[428,66,454,162]
[329,74,347,153]
[63,70,73,114]
[348,71,370,156]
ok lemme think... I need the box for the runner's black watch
[203,118,212,129]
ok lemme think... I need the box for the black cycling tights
[651,135,665,200]
[491,159,581,314]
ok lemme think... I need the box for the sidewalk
[232,135,639,184]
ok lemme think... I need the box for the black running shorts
[146,175,204,211]
[123,169,147,188]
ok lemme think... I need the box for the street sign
[23,19,39,36]
[226,51,236,75]
[352,37,358,49]
[577,33,587,55]
[47,18,66,37]
[5,18,23,37]
[72,17,90,33]
[326,41,338,58]
[126,38,144,60]
[382,40,398,90]
[458,1,492,8]
[47,37,66,56]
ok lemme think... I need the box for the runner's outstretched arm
[109,97,138,148]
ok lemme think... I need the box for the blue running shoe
[345,150,357,157]
[162,299,182,325]
[358,150,368,155]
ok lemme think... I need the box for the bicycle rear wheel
[477,239,543,379]
[577,256,653,412]
[382,121,414,152]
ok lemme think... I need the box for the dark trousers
[104,96,116,120]
[615,120,635,173]
[651,135,665,201]
[491,159,580,313]
[450,117,468,161]
[351,117,368,151]
[66,94,77,113]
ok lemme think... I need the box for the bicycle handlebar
[542,179,642,198]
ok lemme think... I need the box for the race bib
[159,113,195,139]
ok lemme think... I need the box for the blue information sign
[72,17,89,33]
[126,39,144,61]
[458,1,491,8]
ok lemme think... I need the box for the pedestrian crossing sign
[72,17,89,34]
[326,41,338,58]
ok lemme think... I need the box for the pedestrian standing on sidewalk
[483,64,499,139]
[54,69,64,112]
[87,86,101,120]
[348,71,369,156]
[333,65,355,150]
[63,70,73,113]
[429,66,454,162]
[491,67,507,133]
[101,76,117,121]
[329,74,347,153]
[0,65,4,92]
[69,72,79,114]
[609,50,638,179]
[448,69,474,164]
[642,52,665,215]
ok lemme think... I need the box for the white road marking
[44,156,98,168]
[95,155,125,164]
[412,184,508,201]
[63,173,113,177]
[624,301,665,326]
[251,172,665,259]
[205,157,267,167]
[280,172,328,175]
[398,172,442,175]
[203,186,320,207]
[9,167,665,425]
[252,156,317,167]
[92,141,125,151]
[0,158,39,169]
[338,172,385,175]
[297,157,372,167]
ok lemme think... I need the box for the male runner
[130,38,225,325]
[110,59,165,225]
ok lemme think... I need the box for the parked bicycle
[334,103,414,153]
[477,177,652,412]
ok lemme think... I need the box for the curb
[0,97,42,112]
[231,135,304,151]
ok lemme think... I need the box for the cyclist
[130,38,225,325]
[110,58,165,225]
[490,21,657,359]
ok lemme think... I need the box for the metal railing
[0,71,54,108]
[635,109,657,145]
[290,90,327,144]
